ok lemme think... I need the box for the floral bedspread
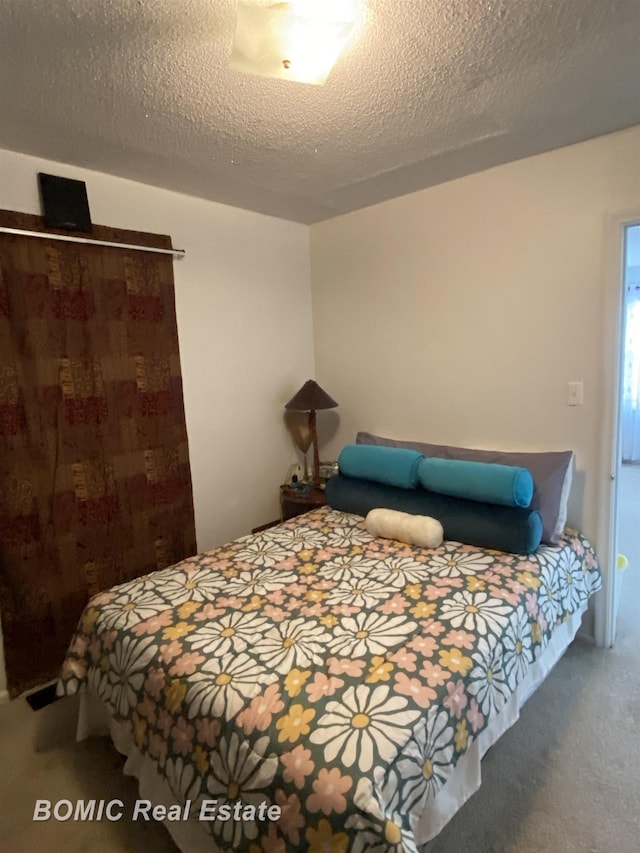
[58,506,601,852]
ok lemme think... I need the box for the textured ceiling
[1,0,639,224]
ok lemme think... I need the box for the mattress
[58,506,601,851]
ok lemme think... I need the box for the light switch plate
[567,381,584,406]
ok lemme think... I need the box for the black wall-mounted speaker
[38,172,92,232]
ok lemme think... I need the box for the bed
[57,501,601,852]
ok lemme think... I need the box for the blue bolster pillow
[325,475,542,555]
[418,458,534,508]
[338,444,424,489]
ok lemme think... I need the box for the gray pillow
[356,432,574,545]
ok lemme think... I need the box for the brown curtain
[0,210,196,696]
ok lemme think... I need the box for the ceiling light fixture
[230,0,357,86]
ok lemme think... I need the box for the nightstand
[280,484,326,522]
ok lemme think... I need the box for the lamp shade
[285,380,338,411]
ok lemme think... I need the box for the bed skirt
[69,604,587,851]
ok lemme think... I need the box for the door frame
[596,209,640,648]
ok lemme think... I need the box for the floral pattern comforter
[58,506,601,852]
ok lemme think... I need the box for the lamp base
[309,409,321,488]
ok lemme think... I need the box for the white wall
[310,125,640,551]
[0,148,315,698]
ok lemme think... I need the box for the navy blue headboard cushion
[325,474,543,555]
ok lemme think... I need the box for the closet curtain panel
[0,210,196,696]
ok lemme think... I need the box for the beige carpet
[1,466,639,852]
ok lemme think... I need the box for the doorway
[614,225,640,641]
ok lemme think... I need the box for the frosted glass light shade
[230,1,356,85]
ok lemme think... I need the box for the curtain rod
[0,226,186,259]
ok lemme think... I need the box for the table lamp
[285,380,338,487]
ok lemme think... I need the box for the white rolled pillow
[365,508,443,549]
